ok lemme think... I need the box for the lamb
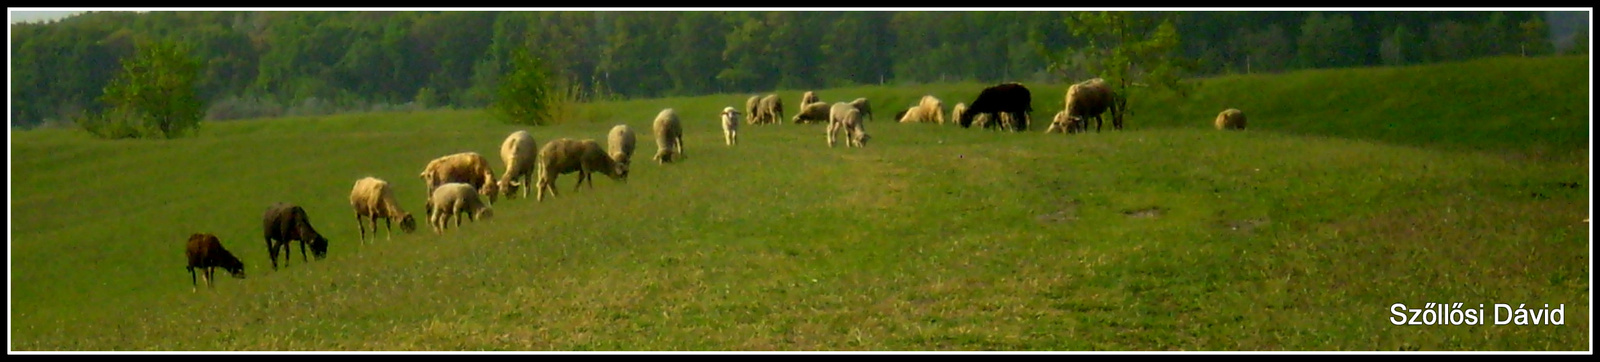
[349,177,418,243]
[827,102,871,148]
[721,106,741,146]
[651,108,685,163]
[745,95,762,125]
[757,94,784,125]
[263,202,329,271]
[792,101,832,124]
[1214,108,1247,130]
[419,152,499,218]
[950,102,968,127]
[1046,109,1084,134]
[607,124,637,181]
[536,138,626,201]
[1062,78,1122,132]
[185,233,245,292]
[849,97,874,122]
[801,91,819,106]
[898,95,945,124]
[495,130,540,200]
[427,182,494,234]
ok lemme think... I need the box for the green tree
[90,39,205,139]
[1052,11,1192,128]
[1379,25,1417,66]
[491,48,558,126]
[1296,12,1360,69]
[1518,15,1552,56]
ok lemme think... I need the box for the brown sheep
[419,152,499,217]
[428,182,495,234]
[186,233,245,292]
[263,202,329,271]
[792,101,832,124]
[1215,108,1247,130]
[349,177,417,243]
[497,130,540,200]
[1063,78,1122,132]
[535,138,625,201]
[652,108,685,163]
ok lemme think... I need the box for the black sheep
[958,82,1034,132]
[263,202,329,270]
[186,233,245,291]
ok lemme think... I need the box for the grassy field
[8,55,1591,351]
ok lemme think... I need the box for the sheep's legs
[355,214,368,244]
[383,217,392,241]
[189,267,198,292]
[266,238,279,271]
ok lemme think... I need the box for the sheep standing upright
[801,91,820,107]
[535,138,626,201]
[745,95,762,125]
[652,108,685,163]
[721,106,741,146]
[1214,108,1247,130]
[263,202,329,271]
[1062,78,1121,132]
[419,152,499,218]
[607,124,637,181]
[497,130,540,200]
[186,233,245,292]
[960,82,1034,131]
[758,94,784,125]
[428,182,494,234]
[849,97,873,122]
[349,177,418,243]
[827,102,870,148]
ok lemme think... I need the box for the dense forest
[8,10,1587,128]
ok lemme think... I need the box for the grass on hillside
[8,55,1590,351]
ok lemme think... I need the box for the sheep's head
[480,183,499,204]
[612,161,630,182]
[309,234,329,260]
[476,207,495,221]
[399,213,417,233]
[498,179,521,200]
[224,259,246,279]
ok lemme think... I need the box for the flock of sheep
[182,79,1248,291]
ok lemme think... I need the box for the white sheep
[428,182,494,234]
[349,176,418,243]
[898,95,945,124]
[1215,108,1247,130]
[758,94,784,125]
[1046,109,1081,134]
[745,95,762,125]
[801,91,819,106]
[949,102,968,127]
[849,97,873,122]
[607,124,637,181]
[827,102,870,148]
[721,106,741,146]
[652,108,685,163]
[419,152,499,214]
[792,101,832,124]
[496,130,539,200]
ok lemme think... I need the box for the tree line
[9,10,1575,128]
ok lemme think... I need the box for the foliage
[491,48,560,126]
[1053,11,1194,122]
[87,38,206,139]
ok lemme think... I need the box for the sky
[9,10,88,25]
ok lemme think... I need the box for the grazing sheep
[1046,109,1084,134]
[419,152,499,218]
[185,233,245,292]
[349,177,418,243]
[950,103,968,127]
[536,138,626,201]
[849,97,874,122]
[919,95,946,124]
[428,182,494,234]
[652,108,686,163]
[607,124,637,181]
[1061,78,1122,132]
[721,106,741,146]
[801,91,820,107]
[827,102,871,148]
[263,202,329,271]
[745,95,762,125]
[792,101,832,124]
[893,109,909,122]
[959,82,1034,131]
[758,94,785,125]
[496,130,540,200]
[1215,108,1247,130]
